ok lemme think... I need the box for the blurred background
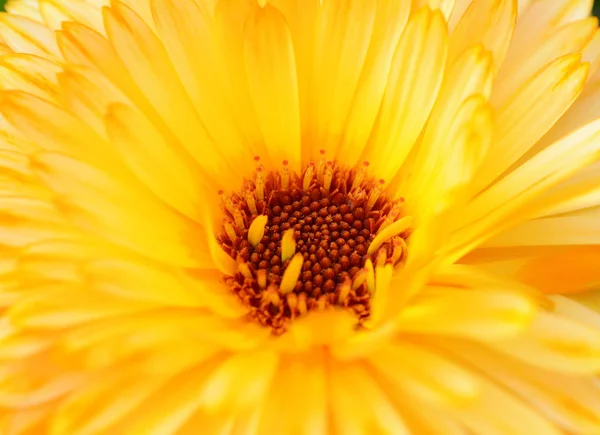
[0,0,598,15]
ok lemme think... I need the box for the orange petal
[518,246,600,294]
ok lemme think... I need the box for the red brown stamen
[217,159,412,335]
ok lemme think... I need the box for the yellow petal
[105,103,207,221]
[103,2,240,191]
[51,370,167,435]
[213,0,266,157]
[405,44,493,204]
[7,285,154,329]
[329,362,411,435]
[368,262,394,326]
[31,152,210,268]
[337,0,410,165]
[57,21,159,129]
[0,90,119,171]
[60,312,255,357]
[151,0,253,170]
[413,0,455,20]
[0,324,51,359]
[15,238,116,286]
[119,0,155,31]
[0,363,82,409]
[308,0,377,161]
[369,341,480,408]
[365,7,448,184]
[57,64,130,138]
[243,3,301,172]
[108,357,229,435]
[266,0,320,159]
[582,26,600,75]
[197,350,278,412]
[0,196,69,247]
[85,259,213,307]
[448,0,473,30]
[396,285,536,339]
[257,353,327,435]
[418,95,492,218]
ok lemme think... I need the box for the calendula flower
[0,0,600,432]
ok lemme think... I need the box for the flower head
[0,0,600,433]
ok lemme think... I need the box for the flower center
[218,154,412,334]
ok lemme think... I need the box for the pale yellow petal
[541,74,600,147]
[500,0,594,77]
[476,54,588,191]
[5,0,43,22]
[483,216,600,247]
[435,338,600,434]
[0,13,60,60]
[449,0,516,72]
[493,18,596,107]
[493,311,600,374]
[451,372,563,435]
[527,160,600,217]
[0,54,61,102]
[450,117,600,261]
[39,0,106,33]
[448,0,472,30]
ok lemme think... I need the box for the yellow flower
[0,0,600,433]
